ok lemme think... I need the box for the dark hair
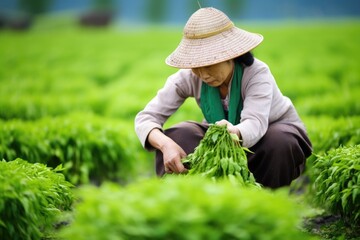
[235,52,254,66]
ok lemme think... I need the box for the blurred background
[0,0,359,29]
[0,0,359,185]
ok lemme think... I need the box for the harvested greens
[183,124,260,188]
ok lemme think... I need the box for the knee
[253,124,306,171]
[248,124,307,188]
[164,121,205,141]
[261,125,299,154]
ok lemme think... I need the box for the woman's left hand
[215,119,241,138]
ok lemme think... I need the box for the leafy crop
[0,27,178,121]
[310,145,360,225]
[0,113,136,185]
[0,158,74,240]
[0,18,359,239]
[183,124,260,188]
[295,88,360,117]
[1,22,359,123]
[304,116,360,154]
[60,176,313,240]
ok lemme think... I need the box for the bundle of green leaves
[182,124,260,187]
[60,176,313,240]
[0,158,74,240]
[311,145,360,225]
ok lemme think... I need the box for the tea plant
[0,158,74,240]
[310,145,360,225]
[60,176,314,240]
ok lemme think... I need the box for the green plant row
[59,176,315,240]
[294,87,360,117]
[309,145,360,225]
[1,22,359,121]
[303,115,360,154]
[0,113,137,185]
[0,158,74,240]
[0,27,178,121]
[0,93,109,120]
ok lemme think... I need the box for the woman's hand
[160,140,188,174]
[215,119,241,138]
[147,128,188,174]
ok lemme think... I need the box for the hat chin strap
[184,22,234,39]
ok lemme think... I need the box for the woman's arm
[135,69,200,150]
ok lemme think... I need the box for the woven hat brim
[165,27,263,69]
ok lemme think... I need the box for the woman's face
[192,60,234,87]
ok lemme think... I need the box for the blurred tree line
[145,0,244,23]
[1,0,245,30]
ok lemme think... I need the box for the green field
[0,16,359,239]
[1,19,359,156]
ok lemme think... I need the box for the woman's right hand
[147,128,188,174]
[160,140,188,174]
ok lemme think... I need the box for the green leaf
[341,190,352,210]
[211,132,219,143]
[353,188,359,203]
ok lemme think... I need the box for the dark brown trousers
[155,121,312,189]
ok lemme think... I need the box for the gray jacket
[135,58,306,148]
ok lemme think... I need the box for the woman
[135,7,312,188]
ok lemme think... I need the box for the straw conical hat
[166,7,263,69]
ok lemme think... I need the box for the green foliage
[91,0,114,10]
[310,145,360,225]
[302,117,360,201]
[60,176,314,240]
[295,88,360,117]
[0,17,359,239]
[183,125,260,187]
[0,90,107,120]
[145,0,167,23]
[0,28,179,121]
[18,0,52,15]
[0,113,136,185]
[0,158,73,240]
[303,213,360,240]
[1,21,358,123]
[255,22,360,120]
[304,116,360,154]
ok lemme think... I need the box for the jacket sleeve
[134,69,198,150]
[236,61,273,148]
